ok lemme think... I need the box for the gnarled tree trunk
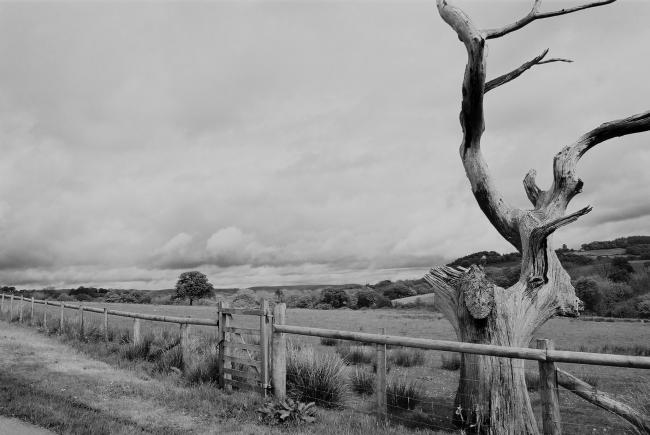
[425,1,650,433]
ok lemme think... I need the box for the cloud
[0,1,648,289]
[205,227,276,267]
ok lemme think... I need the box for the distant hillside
[247,284,360,292]
[444,236,650,319]
[581,236,650,252]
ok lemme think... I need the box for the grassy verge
[0,373,163,435]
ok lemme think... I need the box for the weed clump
[186,351,220,384]
[286,343,348,408]
[440,353,461,371]
[335,343,373,365]
[320,337,338,346]
[120,334,155,361]
[389,348,425,367]
[387,376,424,411]
[350,368,374,395]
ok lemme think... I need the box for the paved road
[0,417,54,435]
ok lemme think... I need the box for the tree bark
[429,1,650,433]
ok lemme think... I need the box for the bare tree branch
[527,206,592,287]
[437,0,522,250]
[485,0,617,39]
[544,111,650,212]
[523,169,542,207]
[485,49,572,93]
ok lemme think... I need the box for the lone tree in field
[424,1,650,433]
[174,271,214,305]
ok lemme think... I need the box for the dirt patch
[0,416,55,435]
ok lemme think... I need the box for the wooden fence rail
[6,297,219,326]
[272,323,650,369]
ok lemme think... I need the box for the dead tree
[425,1,650,433]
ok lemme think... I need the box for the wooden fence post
[1,293,4,314]
[59,302,65,334]
[103,308,109,342]
[180,323,191,372]
[19,295,24,323]
[217,302,225,388]
[30,297,35,326]
[271,303,286,400]
[43,303,48,332]
[133,318,141,345]
[537,339,561,435]
[218,301,232,391]
[260,299,270,396]
[376,327,387,423]
[79,305,85,338]
[9,294,14,321]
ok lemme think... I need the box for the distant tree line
[581,235,650,251]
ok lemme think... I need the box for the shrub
[83,325,104,343]
[574,277,603,313]
[155,346,184,373]
[286,344,348,407]
[294,295,317,309]
[232,289,259,308]
[336,344,373,365]
[489,266,520,288]
[120,334,154,361]
[56,293,74,302]
[637,296,650,319]
[611,300,639,318]
[441,353,461,371]
[321,289,349,309]
[389,348,426,367]
[350,368,374,395]
[609,269,632,283]
[185,351,221,384]
[104,291,122,303]
[313,303,333,310]
[320,337,338,346]
[387,377,424,411]
[356,289,379,308]
[600,282,635,315]
[630,272,650,297]
[374,294,392,308]
[382,284,416,300]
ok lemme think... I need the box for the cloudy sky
[0,1,648,290]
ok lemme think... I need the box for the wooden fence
[0,293,272,392]
[1,294,648,434]
[270,303,650,435]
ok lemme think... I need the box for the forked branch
[485,49,572,94]
[544,111,650,211]
[527,206,592,286]
[485,0,617,39]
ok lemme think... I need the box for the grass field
[13,300,650,434]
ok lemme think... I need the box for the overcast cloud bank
[0,1,648,289]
